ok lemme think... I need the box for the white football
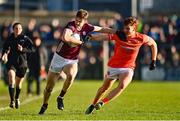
[72,33,80,40]
[70,33,80,47]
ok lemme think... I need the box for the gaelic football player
[85,17,158,114]
[39,9,116,114]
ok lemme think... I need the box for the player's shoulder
[136,32,144,38]
[115,30,127,41]
[84,22,93,27]
[67,21,75,26]
[82,23,94,31]
[136,32,150,38]
[65,21,76,31]
[21,34,29,39]
[136,32,153,44]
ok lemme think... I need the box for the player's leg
[57,63,78,110]
[39,53,64,114]
[43,71,59,104]
[39,71,59,114]
[85,78,116,114]
[14,67,27,109]
[7,69,16,108]
[35,73,41,95]
[98,69,133,107]
[36,77,41,95]
[27,72,33,96]
[93,78,116,105]
[15,76,24,109]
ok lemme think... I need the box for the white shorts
[105,67,134,79]
[49,53,78,73]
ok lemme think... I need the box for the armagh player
[39,9,116,114]
[85,17,158,114]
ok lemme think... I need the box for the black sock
[15,87,21,99]
[59,90,66,98]
[9,85,15,101]
[43,103,48,108]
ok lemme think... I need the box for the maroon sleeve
[65,21,75,32]
[86,23,95,33]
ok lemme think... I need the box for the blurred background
[0,0,180,85]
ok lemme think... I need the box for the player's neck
[75,25,83,31]
[127,31,136,38]
[77,27,82,31]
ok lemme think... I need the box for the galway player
[85,17,158,114]
[39,9,115,114]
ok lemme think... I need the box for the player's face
[124,25,135,36]
[75,17,86,30]
[13,24,23,36]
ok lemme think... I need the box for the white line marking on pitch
[0,88,59,111]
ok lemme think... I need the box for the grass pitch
[0,80,180,120]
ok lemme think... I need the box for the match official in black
[1,22,35,109]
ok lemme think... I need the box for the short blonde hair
[76,9,89,19]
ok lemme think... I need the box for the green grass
[0,80,180,120]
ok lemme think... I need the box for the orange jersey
[108,32,151,69]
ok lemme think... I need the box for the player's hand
[1,53,8,64]
[17,44,23,51]
[81,34,92,43]
[149,60,156,70]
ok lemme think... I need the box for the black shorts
[7,64,27,78]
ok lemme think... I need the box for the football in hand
[70,33,81,47]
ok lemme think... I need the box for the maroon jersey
[56,21,94,60]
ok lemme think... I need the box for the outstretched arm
[85,33,110,42]
[93,26,116,34]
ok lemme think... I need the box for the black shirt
[2,33,35,68]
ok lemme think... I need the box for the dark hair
[76,9,89,19]
[124,17,138,26]
[12,22,21,29]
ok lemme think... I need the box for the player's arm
[2,39,10,55]
[1,40,10,63]
[20,36,35,53]
[146,37,157,61]
[145,36,158,70]
[93,26,116,34]
[62,28,83,45]
[89,33,109,41]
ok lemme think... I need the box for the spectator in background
[25,18,38,40]
[149,24,166,44]
[114,13,124,30]
[170,46,179,67]
[51,19,63,41]
[39,23,53,41]
[142,23,150,35]
[27,37,48,96]
[0,21,11,85]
